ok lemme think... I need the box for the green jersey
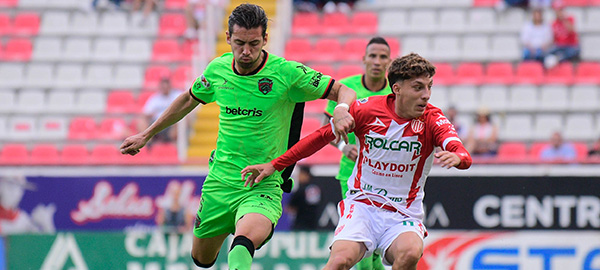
[324,74,390,182]
[191,51,334,188]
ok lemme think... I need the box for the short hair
[228,3,268,37]
[366,37,390,50]
[387,53,436,86]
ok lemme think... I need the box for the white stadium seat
[500,114,533,141]
[533,113,563,140]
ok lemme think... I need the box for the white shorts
[332,198,427,265]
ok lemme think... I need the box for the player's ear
[262,32,268,47]
[392,82,401,94]
[226,31,231,45]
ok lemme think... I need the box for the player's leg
[384,232,423,270]
[228,213,274,270]
[323,240,366,270]
[191,233,229,268]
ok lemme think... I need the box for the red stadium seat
[336,64,363,80]
[171,65,192,90]
[321,12,350,35]
[152,39,182,62]
[497,142,528,163]
[149,143,179,164]
[0,144,29,165]
[386,37,400,58]
[60,144,90,165]
[30,144,60,165]
[484,62,514,84]
[0,14,10,36]
[455,63,484,85]
[285,38,312,63]
[473,0,500,6]
[106,91,137,114]
[90,144,124,165]
[300,144,340,165]
[591,0,600,5]
[301,116,324,137]
[313,38,343,62]
[350,12,377,35]
[574,62,600,84]
[343,38,369,61]
[545,62,574,85]
[3,38,31,61]
[564,0,589,6]
[98,118,129,140]
[528,142,548,162]
[181,40,197,61]
[164,0,187,10]
[11,13,39,36]
[0,0,18,8]
[432,63,454,85]
[304,99,329,115]
[122,147,152,165]
[68,117,97,140]
[159,13,186,36]
[515,62,544,85]
[309,64,335,77]
[144,65,171,89]
[573,142,589,161]
[292,13,320,36]
[136,91,154,113]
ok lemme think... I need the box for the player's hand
[241,163,276,187]
[435,151,461,169]
[333,107,355,144]
[119,133,149,156]
[342,144,358,161]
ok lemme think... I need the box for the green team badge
[258,78,273,95]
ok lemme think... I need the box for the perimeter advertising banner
[5,231,600,270]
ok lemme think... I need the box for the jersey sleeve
[189,64,216,104]
[427,107,463,150]
[284,61,335,103]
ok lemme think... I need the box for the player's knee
[230,235,256,257]
[328,253,355,269]
[392,246,422,268]
[191,252,218,268]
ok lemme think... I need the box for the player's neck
[363,75,387,92]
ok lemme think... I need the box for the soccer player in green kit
[323,37,392,270]
[119,4,356,270]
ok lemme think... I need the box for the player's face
[227,24,268,72]
[392,75,433,119]
[363,44,391,80]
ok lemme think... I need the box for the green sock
[372,253,386,270]
[228,245,253,270]
[356,254,373,270]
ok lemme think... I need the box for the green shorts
[193,177,283,241]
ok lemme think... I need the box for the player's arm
[325,82,356,144]
[120,91,200,155]
[242,124,337,187]
[435,141,472,170]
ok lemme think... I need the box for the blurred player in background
[242,53,472,270]
[120,4,357,270]
[324,36,392,270]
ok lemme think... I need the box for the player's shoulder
[422,103,446,120]
[206,52,233,70]
[339,74,362,84]
[354,94,389,109]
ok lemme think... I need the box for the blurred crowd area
[0,0,599,166]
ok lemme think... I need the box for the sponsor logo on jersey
[368,117,386,127]
[296,64,308,74]
[411,119,424,133]
[258,78,273,95]
[218,78,234,90]
[358,97,369,104]
[364,135,422,154]
[435,117,451,127]
[225,106,263,116]
[309,72,323,87]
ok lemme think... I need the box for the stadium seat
[497,8,526,33]
[563,114,594,141]
[479,85,508,112]
[454,63,484,85]
[19,0,48,8]
[60,144,90,165]
[533,113,563,140]
[7,116,36,141]
[71,12,98,36]
[114,65,144,88]
[3,38,32,61]
[573,142,589,162]
[484,62,514,84]
[574,62,600,84]
[427,85,448,110]
[164,0,187,10]
[406,9,436,34]
[292,12,319,36]
[400,36,430,58]
[90,144,124,165]
[40,11,69,35]
[431,36,460,62]
[130,12,158,37]
[379,10,408,35]
[55,64,84,88]
[0,0,18,8]
[439,9,467,34]
[85,64,113,88]
[172,65,192,90]
[321,12,350,35]
[343,38,369,61]
[449,86,478,112]
[63,38,92,62]
[181,40,197,61]
[473,0,500,6]
[68,117,97,140]
[313,38,343,62]
[122,147,152,165]
[0,63,24,88]
[39,116,68,140]
[106,91,137,114]
[284,38,312,63]
[136,91,154,113]
[98,12,128,36]
[14,89,45,114]
[122,38,152,62]
[32,37,61,61]
[159,13,186,36]
[350,12,377,34]
[528,142,548,162]
[98,118,129,140]
[24,63,53,88]
[47,91,75,113]
[91,38,121,62]
[386,37,400,58]
[144,65,171,89]
[569,85,599,111]
[75,91,106,114]
[582,9,600,32]
[0,89,16,113]
[545,62,574,85]
[30,144,60,165]
[500,114,533,141]
[508,85,538,112]
[12,13,40,36]
[335,65,362,80]
[309,64,335,77]
[305,99,328,115]
[565,0,589,6]
[0,144,29,165]
[149,143,179,164]
[538,85,568,112]
[490,35,521,61]
[432,63,454,85]
[0,13,9,35]
[515,62,544,85]
[468,8,497,33]
[581,35,600,60]
[152,39,182,62]
[461,35,490,62]
[496,142,528,163]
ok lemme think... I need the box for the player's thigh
[191,233,229,262]
[384,231,423,266]
[234,212,274,247]
[235,185,283,247]
[326,240,367,268]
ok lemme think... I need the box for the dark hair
[366,37,390,49]
[387,53,436,86]
[228,3,268,37]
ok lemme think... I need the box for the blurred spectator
[155,181,192,233]
[496,0,528,11]
[140,77,182,145]
[544,3,580,68]
[465,108,498,156]
[323,0,353,14]
[445,106,466,138]
[529,0,553,9]
[539,131,577,162]
[588,137,600,157]
[184,0,223,39]
[293,0,354,13]
[88,0,123,11]
[286,166,322,231]
[294,0,320,12]
[521,9,553,62]
[132,0,156,26]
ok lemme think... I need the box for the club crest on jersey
[258,78,273,95]
[199,74,210,88]
[411,119,424,133]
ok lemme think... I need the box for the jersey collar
[361,74,388,92]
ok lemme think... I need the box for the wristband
[337,141,347,151]
[334,103,350,111]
